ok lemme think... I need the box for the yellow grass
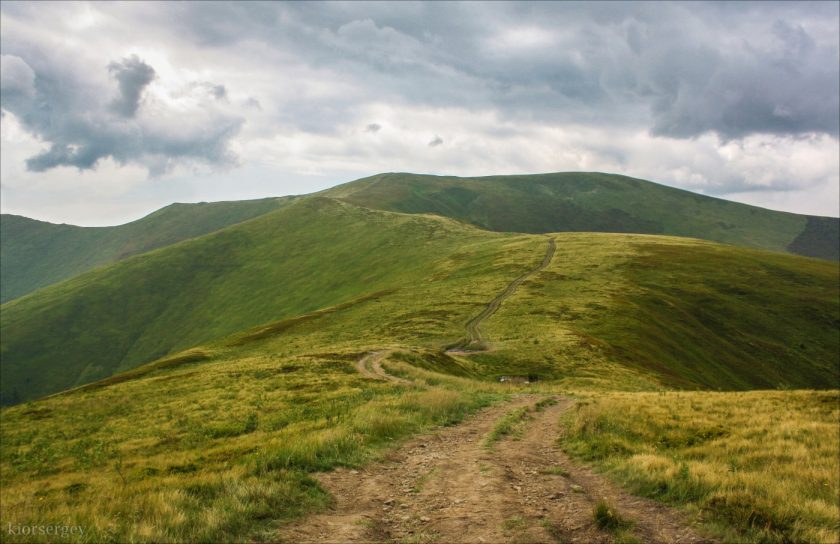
[562,390,840,543]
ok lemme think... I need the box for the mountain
[1,194,837,405]
[0,197,289,303]
[325,172,839,260]
[3,172,836,305]
[0,197,504,404]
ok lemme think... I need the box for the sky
[1,1,838,226]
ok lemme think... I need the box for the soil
[354,350,412,385]
[277,396,713,544]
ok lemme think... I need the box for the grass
[562,390,840,543]
[539,466,570,477]
[4,194,837,405]
[501,515,527,531]
[593,499,634,532]
[1,197,523,404]
[328,171,837,259]
[0,343,509,543]
[484,396,557,448]
[476,234,839,391]
[0,197,288,303]
[0,189,838,542]
[484,406,531,447]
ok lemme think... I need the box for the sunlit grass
[562,390,840,543]
[0,346,510,543]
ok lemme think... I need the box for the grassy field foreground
[562,390,840,543]
[0,346,511,543]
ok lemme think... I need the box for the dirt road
[278,396,711,544]
[354,350,413,385]
[452,237,556,352]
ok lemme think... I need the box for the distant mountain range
[3,172,836,306]
[326,172,838,260]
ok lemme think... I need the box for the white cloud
[0,1,837,224]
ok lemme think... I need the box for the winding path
[453,237,556,351]
[302,238,710,543]
[354,350,413,385]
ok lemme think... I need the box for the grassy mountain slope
[4,171,835,306]
[0,227,836,542]
[2,194,837,406]
[0,197,514,404]
[0,197,288,303]
[327,172,839,260]
[480,234,839,390]
[563,390,839,544]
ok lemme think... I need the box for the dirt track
[277,396,712,544]
[354,350,412,385]
[452,237,556,352]
[289,239,711,543]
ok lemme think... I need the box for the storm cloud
[108,55,155,118]
[0,1,837,224]
[0,46,242,174]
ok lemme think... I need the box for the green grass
[3,172,837,405]
[3,210,837,405]
[0,197,288,303]
[501,515,527,531]
[539,466,569,477]
[562,390,840,543]
[0,339,509,543]
[484,406,531,447]
[7,170,834,307]
[593,499,634,532]
[475,234,839,391]
[327,171,838,259]
[0,197,526,404]
[484,397,557,448]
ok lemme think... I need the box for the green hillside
[0,197,511,405]
[2,172,838,544]
[2,194,837,406]
[327,172,839,260]
[480,234,839,390]
[0,197,288,303]
[4,171,835,307]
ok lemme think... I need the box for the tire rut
[450,237,555,352]
[354,350,413,385]
[276,396,712,544]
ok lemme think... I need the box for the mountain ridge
[1,195,837,405]
[326,171,839,258]
[0,196,291,303]
[3,171,836,303]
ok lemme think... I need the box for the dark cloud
[157,1,834,140]
[192,81,227,101]
[0,1,837,208]
[108,55,155,118]
[0,48,242,173]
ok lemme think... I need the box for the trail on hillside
[355,350,413,385]
[278,397,712,544]
[451,237,556,352]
